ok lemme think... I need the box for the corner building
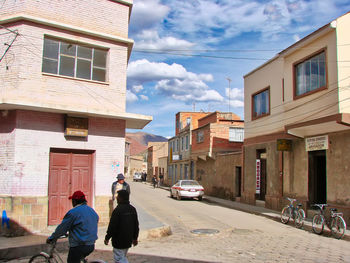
[0,0,151,233]
[243,12,350,224]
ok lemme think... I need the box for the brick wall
[0,0,131,38]
[176,112,209,136]
[0,110,125,233]
[0,22,128,116]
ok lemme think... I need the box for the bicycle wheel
[312,214,324,234]
[331,216,346,239]
[281,206,291,224]
[294,209,305,228]
[29,254,50,263]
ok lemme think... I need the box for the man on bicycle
[46,190,99,263]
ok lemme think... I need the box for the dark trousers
[67,244,95,263]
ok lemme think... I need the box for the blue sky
[126,0,350,138]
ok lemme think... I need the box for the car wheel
[176,192,181,200]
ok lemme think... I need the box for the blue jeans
[113,247,129,263]
[67,244,95,263]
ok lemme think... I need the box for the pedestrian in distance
[104,189,139,263]
[159,174,164,186]
[152,175,158,188]
[111,173,130,208]
[46,190,99,263]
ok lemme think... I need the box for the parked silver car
[133,172,142,182]
[170,180,204,201]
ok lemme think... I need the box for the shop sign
[65,116,88,137]
[172,154,180,161]
[277,139,292,151]
[256,159,261,194]
[305,135,328,151]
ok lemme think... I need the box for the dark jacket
[105,201,139,249]
[111,181,130,197]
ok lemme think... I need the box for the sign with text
[65,116,88,137]
[305,135,328,151]
[277,139,292,151]
[256,159,261,194]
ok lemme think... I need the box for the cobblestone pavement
[6,181,350,262]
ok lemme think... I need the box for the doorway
[308,150,327,204]
[256,149,267,201]
[48,149,94,225]
[235,166,241,197]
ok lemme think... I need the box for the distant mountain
[126,132,168,155]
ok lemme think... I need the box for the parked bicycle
[28,236,105,263]
[280,197,305,228]
[312,204,347,239]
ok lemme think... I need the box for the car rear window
[181,181,199,186]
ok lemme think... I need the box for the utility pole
[226,77,232,112]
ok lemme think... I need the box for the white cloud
[126,90,138,103]
[140,94,149,101]
[130,0,169,33]
[132,85,143,93]
[158,0,348,44]
[225,88,244,100]
[128,59,212,83]
[127,59,221,103]
[135,30,195,50]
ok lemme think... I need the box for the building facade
[147,142,168,182]
[243,12,350,224]
[168,112,209,185]
[0,0,151,234]
[191,112,244,198]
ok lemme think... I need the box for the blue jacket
[49,203,99,247]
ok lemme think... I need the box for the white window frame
[42,37,107,82]
[229,127,244,142]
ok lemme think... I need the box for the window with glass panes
[229,127,244,142]
[252,88,270,119]
[295,51,326,97]
[42,37,107,82]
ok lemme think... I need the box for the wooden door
[48,150,93,225]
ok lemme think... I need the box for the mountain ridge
[126,132,168,155]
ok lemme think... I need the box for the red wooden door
[48,150,93,225]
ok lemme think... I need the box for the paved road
[6,181,350,262]
[126,181,350,263]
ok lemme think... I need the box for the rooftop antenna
[226,77,232,112]
[193,101,196,112]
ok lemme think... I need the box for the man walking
[104,189,139,263]
[111,173,130,208]
[47,190,99,263]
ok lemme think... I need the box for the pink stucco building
[0,0,151,233]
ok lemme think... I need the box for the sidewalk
[0,204,171,261]
[159,184,350,241]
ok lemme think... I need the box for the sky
[126,0,350,138]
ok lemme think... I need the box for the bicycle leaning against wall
[28,236,106,263]
[280,197,306,228]
[312,204,347,239]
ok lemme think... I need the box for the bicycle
[28,236,106,263]
[312,204,347,239]
[280,197,305,228]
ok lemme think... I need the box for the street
[6,181,350,263]
[125,181,350,263]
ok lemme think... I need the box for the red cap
[69,190,86,201]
